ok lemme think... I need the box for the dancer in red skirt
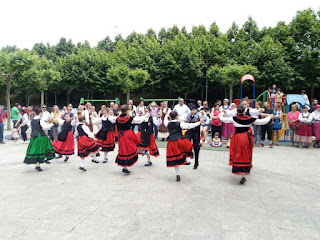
[136,107,162,166]
[75,115,100,171]
[116,105,146,174]
[52,114,75,162]
[219,105,272,184]
[93,109,117,163]
[296,105,313,148]
[164,111,203,181]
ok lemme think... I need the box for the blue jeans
[0,122,4,143]
[153,124,158,139]
[253,125,261,143]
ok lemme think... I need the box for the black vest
[186,113,200,137]
[77,124,88,137]
[102,119,113,132]
[168,122,184,141]
[61,121,72,132]
[140,116,154,135]
[31,119,46,137]
[116,114,133,131]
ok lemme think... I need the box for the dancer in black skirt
[116,105,147,174]
[93,109,117,163]
[164,111,204,181]
[75,115,100,171]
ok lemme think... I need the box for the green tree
[208,64,258,102]
[0,51,34,129]
[107,64,149,102]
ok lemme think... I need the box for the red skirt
[136,132,159,157]
[116,130,138,167]
[313,122,320,141]
[96,131,115,152]
[296,124,313,143]
[229,129,253,175]
[166,137,193,167]
[52,131,75,155]
[77,135,100,158]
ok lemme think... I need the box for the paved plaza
[0,133,319,240]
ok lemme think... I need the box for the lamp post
[205,66,208,101]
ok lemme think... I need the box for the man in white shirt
[41,105,51,122]
[173,98,191,117]
[128,99,137,113]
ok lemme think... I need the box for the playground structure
[79,97,120,105]
[233,74,256,107]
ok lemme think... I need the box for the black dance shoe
[79,167,87,171]
[44,160,51,164]
[96,152,100,157]
[122,168,131,174]
[57,154,62,159]
[144,162,152,166]
[142,150,147,156]
[176,175,181,182]
[92,159,99,163]
[193,164,198,170]
[185,162,191,165]
[64,157,69,162]
[103,158,108,163]
[35,166,43,171]
[240,177,246,184]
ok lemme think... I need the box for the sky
[0,0,319,50]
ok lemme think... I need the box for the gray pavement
[0,136,319,240]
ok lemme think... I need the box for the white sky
[0,0,319,49]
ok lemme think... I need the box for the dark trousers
[261,124,272,140]
[153,124,158,139]
[211,125,223,139]
[20,125,28,141]
[186,131,200,167]
[0,122,4,143]
[13,120,18,127]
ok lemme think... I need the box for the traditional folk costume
[158,107,171,140]
[185,111,201,169]
[24,116,55,171]
[75,123,100,171]
[219,114,270,184]
[52,119,75,162]
[136,116,162,166]
[115,114,145,174]
[311,107,320,143]
[164,117,200,181]
[94,116,117,163]
[296,109,313,147]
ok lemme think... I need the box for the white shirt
[136,106,145,116]
[173,104,191,116]
[34,116,53,130]
[41,111,51,122]
[141,115,162,126]
[312,110,320,122]
[20,113,30,127]
[304,94,310,105]
[299,112,313,123]
[164,118,200,129]
[227,108,261,118]
[75,123,94,138]
[220,114,271,127]
[93,115,117,124]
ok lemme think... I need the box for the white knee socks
[104,152,108,159]
[146,151,151,163]
[80,158,85,168]
[175,166,180,175]
[92,153,97,161]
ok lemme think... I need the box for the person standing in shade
[149,101,160,139]
[296,105,313,148]
[11,103,20,127]
[173,98,190,118]
[260,102,274,148]
[210,103,222,145]
[18,109,30,144]
[272,104,283,146]
[0,107,6,144]
[287,104,300,146]
[158,101,171,141]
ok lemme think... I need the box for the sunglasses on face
[42,107,46,109]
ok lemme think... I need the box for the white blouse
[164,118,200,130]
[299,112,313,123]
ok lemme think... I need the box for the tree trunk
[184,93,187,99]
[126,91,130,104]
[201,84,204,100]
[45,90,48,105]
[27,95,30,106]
[41,91,44,106]
[229,84,233,103]
[54,92,57,105]
[6,76,12,130]
[87,90,90,100]
[311,86,315,100]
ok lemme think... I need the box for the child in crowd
[211,132,223,147]
[12,125,20,144]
